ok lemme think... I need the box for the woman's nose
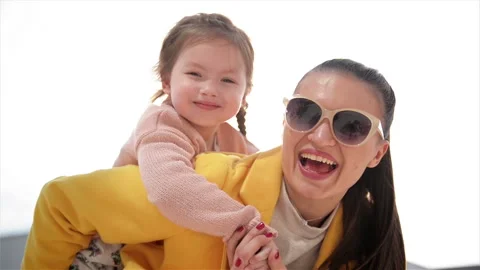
[308,120,336,147]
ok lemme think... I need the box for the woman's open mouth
[298,152,338,180]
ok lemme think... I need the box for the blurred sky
[1,1,479,268]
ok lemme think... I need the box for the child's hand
[245,241,276,270]
[226,221,277,270]
[247,241,286,270]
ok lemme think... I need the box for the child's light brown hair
[151,13,254,137]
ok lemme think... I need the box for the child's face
[163,38,247,129]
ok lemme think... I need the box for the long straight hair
[304,59,406,270]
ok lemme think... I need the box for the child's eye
[221,78,236,84]
[186,72,201,77]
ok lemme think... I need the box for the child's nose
[199,81,218,97]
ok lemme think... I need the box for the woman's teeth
[300,153,337,167]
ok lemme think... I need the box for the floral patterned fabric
[69,237,124,270]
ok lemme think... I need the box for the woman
[22,59,405,270]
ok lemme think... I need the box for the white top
[270,180,339,269]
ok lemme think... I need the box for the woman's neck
[285,183,344,227]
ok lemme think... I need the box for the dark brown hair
[151,13,254,136]
[302,59,405,270]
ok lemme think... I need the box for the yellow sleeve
[121,242,165,270]
[21,165,185,269]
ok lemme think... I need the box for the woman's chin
[287,170,334,200]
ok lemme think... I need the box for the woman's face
[281,71,389,203]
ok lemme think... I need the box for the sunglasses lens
[286,98,321,132]
[333,111,372,145]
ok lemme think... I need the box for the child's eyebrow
[222,67,241,75]
[185,62,241,75]
[184,62,206,70]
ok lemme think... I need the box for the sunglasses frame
[283,95,385,147]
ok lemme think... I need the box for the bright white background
[1,1,479,268]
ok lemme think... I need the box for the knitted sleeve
[134,104,260,239]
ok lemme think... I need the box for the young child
[70,13,274,269]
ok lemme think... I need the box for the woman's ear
[367,141,389,168]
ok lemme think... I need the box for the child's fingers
[234,233,273,269]
[235,221,270,255]
[249,244,272,264]
[246,262,269,270]
[248,258,269,270]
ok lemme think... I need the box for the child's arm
[135,104,261,239]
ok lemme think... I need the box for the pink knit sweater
[114,101,260,239]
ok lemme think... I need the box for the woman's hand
[226,221,280,270]
[265,245,287,270]
[246,241,286,270]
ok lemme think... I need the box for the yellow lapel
[221,147,283,269]
[238,147,283,224]
[314,204,344,269]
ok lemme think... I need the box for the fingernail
[264,232,273,238]
[235,258,242,267]
[275,250,280,259]
[236,226,244,233]
[256,222,265,230]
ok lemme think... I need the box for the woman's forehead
[296,71,384,118]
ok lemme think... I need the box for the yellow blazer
[21,147,344,269]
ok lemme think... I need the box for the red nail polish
[236,226,244,233]
[235,258,242,267]
[275,250,280,259]
[265,232,273,238]
[256,222,265,230]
